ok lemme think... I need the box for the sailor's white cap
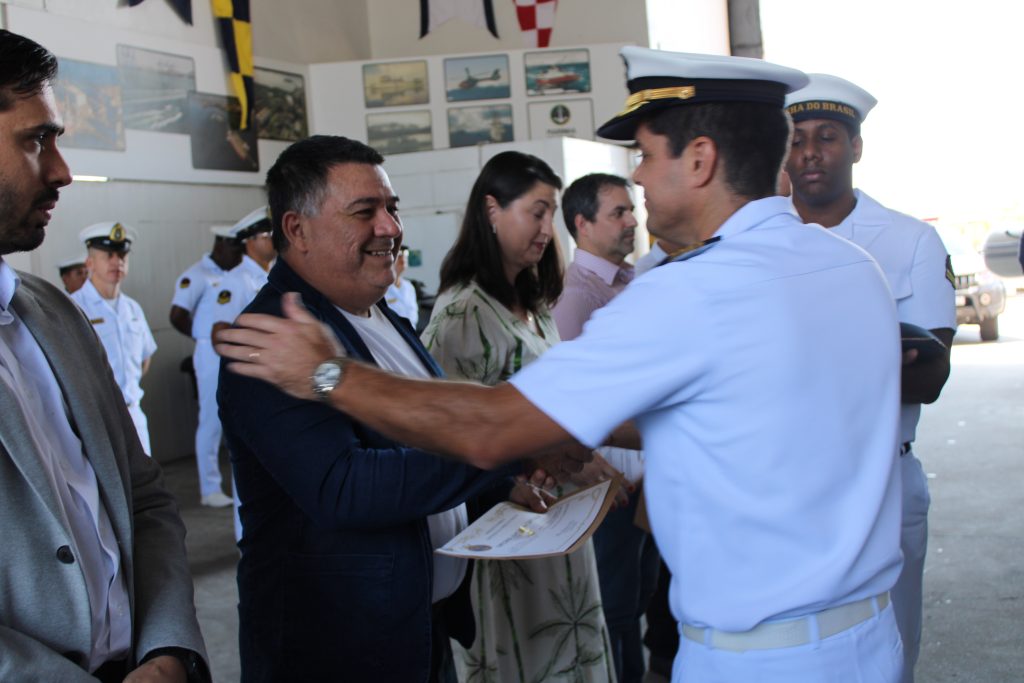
[785,73,877,130]
[229,206,272,240]
[79,221,135,253]
[57,253,87,271]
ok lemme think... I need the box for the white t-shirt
[339,304,468,603]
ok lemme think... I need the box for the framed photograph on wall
[444,54,510,102]
[527,99,594,140]
[448,104,514,148]
[53,58,125,151]
[524,49,592,97]
[363,61,429,109]
[254,67,309,141]
[366,110,433,155]
[187,92,260,171]
[116,45,195,134]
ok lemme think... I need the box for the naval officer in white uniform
[70,222,157,455]
[216,47,908,683]
[170,225,242,506]
[189,211,269,508]
[785,74,955,683]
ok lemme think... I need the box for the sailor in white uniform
[170,226,242,507]
[189,212,268,507]
[70,222,157,455]
[208,207,276,538]
[785,74,956,683]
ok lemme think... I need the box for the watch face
[314,361,342,387]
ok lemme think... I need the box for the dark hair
[0,30,58,111]
[265,135,384,252]
[439,151,564,313]
[562,173,629,240]
[642,102,791,199]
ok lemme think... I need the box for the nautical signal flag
[420,0,498,39]
[514,0,557,48]
[212,0,254,130]
[127,0,193,24]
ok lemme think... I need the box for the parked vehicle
[938,229,1006,341]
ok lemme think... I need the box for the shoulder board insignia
[945,254,955,288]
[217,290,232,304]
[179,277,191,289]
[89,318,105,325]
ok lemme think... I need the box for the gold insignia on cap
[618,85,697,117]
[109,223,126,242]
[217,290,232,304]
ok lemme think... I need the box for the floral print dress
[422,281,615,683]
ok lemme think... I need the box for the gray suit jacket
[0,272,208,680]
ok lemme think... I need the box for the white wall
[309,42,631,154]
[646,0,731,54]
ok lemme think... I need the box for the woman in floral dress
[422,151,615,683]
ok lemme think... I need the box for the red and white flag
[513,0,557,48]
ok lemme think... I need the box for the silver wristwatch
[311,358,345,401]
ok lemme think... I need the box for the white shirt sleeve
[897,225,956,331]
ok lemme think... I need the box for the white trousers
[674,601,903,683]
[127,402,151,456]
[193,339,224,497]
[893,450,930,683]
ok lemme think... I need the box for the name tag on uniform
[89,317,105,325]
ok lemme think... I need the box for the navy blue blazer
[218,259,516,683]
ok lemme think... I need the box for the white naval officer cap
[211,224,236,239]
[57,253,87,272]
[597,46,809,140]
[79,221,135,253]
[785,74,877,132]
[229,206,272,241]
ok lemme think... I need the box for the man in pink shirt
[553,173,657,683]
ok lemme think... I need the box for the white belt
[682,592,889,652]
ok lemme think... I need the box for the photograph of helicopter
[444,54,510,102]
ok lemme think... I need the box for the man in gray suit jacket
[0,29,209,682]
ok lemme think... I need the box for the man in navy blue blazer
[217,136,574,683]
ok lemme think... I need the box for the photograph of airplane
[525,49,591,97]
[445,54,510,102]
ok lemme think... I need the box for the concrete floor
[170,298,1024,682]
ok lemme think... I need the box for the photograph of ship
[444,54,510,102]
[363,61,429,108]
[187,92,260,172]
[53,58,125,151]
[366,111,433,155]
[254,67,308,141]
[116,45,195,134]
[447,104,513,148]
[525,49,591,97]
